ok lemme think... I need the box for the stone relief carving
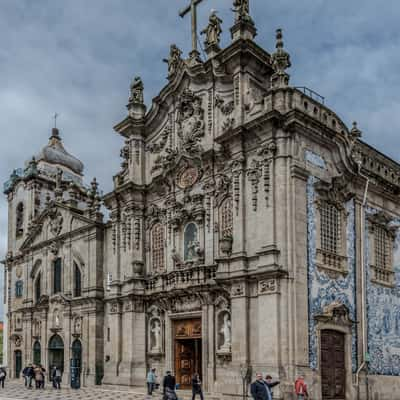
[230,157,245,215]
[177,89,205,155]
[49,210,63,237]
[74,316,82,335]
[171,295,202,313]
[259,279,278,295]
[231,282,245,297]
[247,159,262,212]
[215,95,235,116]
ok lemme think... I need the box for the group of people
[22,364,62,390]
[250,373,308,400]
[146,369,204,400]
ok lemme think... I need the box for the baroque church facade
[3,2,400,399]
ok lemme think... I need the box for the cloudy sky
[0,0,399,317]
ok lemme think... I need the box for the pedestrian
[34,365,43,389]
[52,366,62,389]
[294,375,308,400]
[0,366,6,388]
[147,368,156,395]
[27,364,34,388]
[192,373,204,400]
[39,365,46,389]
[162,371,177,400]
[22,365,29,387]
[265,375,280,399]
[250,372,272,400]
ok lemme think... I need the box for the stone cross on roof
[179,0,204,60]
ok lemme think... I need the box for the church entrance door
[321,330,345,399]
[48,334,64,380]
[174,318,202,389]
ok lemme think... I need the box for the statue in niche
[201,10,222,48]
[151,319,162,352]
[54,312,60,328]
[74,317,82,335]
[163,44,183,78]
[184,223,198,261]
[220,313,231,350]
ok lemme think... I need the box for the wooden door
[175,340,195,388]
[321,330,345,399]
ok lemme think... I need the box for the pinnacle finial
[271,28,291,89]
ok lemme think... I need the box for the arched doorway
[48,334,64,379]
[33,341,41,365]
[14,350,22,378]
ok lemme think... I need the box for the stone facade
[3,2,400,399]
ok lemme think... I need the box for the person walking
[22,365,29,387]
[162,371,177,400]
[192,373,204,400]
[265,375,280,399]
[147,368,156,395]
[52,366,62,389]
[250,372,272,400]
[26,365,34,388]
[0,366,6,388]
[39,365,46,389]
[294,375,309,400]
[34,365,43,389]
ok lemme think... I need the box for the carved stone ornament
[163,44,183,79]
[129,76,144,104]
[74,316,82,335]
[177,89,205,155]
[171,295,202,313]
[258,279,278,295]
[15,336,22,347]
[49,211,63,237]
[177,167,199,189]
[314,174,353,208]
[231,282,245,297]
[315,301,353,327]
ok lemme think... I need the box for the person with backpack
[52,366,62,389]
[294,375,309,400]
[0,366,6,388]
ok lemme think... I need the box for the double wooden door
[321,330,345,399]
[174,319,202,389]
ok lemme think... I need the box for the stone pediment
[20,202,97,251]
[50,293,70,306]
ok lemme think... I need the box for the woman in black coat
[192,373,204,400]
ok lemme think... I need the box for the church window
[107,327,110,342]
[35,273,41,302]
[151,223,165,272]
[368,215,395,287]
[315,199,347,274]
[184,222,198,261]
[320,202,340,254]
[220,198,233,238]
[16,202,24,237]
[15,280,23,298]
[74,263,82,297]
[53,258,62,294]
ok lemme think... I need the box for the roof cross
[53,112,59,128]
[179,0,205,55]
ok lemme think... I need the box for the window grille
[320,202,340,254]
[152,223,165,272]
[220,198,233,238]
[375,226,390,270]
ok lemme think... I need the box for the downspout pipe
[356,161,370,399]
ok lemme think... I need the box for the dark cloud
[0,0,399,317]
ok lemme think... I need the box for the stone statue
[129,76,144,104]
[220,313,231,349]
[151,319,161,351]
[74,317,82,334]
[233,0,250,21]
[163,44,183,78]
[201,10,222,48]
[55,313,60,327]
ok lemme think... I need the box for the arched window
[35,273,41,302]
[151,223,165,272]
[15,281,23,298]
[16,202,24,237]
[184,222,198,261]
[74,263,82,297]
[53,258,62,294]
[33,341,41,365]
[220,197,233,238]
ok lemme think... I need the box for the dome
[36,128,84,175]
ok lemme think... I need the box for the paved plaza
[0,380,170,400]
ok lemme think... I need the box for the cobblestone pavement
[0,380,164,400]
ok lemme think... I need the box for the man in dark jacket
[250,373,272,400]
[265,375,280,399]
[162,371,176,400]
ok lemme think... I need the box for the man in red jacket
[294,376,308,399]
